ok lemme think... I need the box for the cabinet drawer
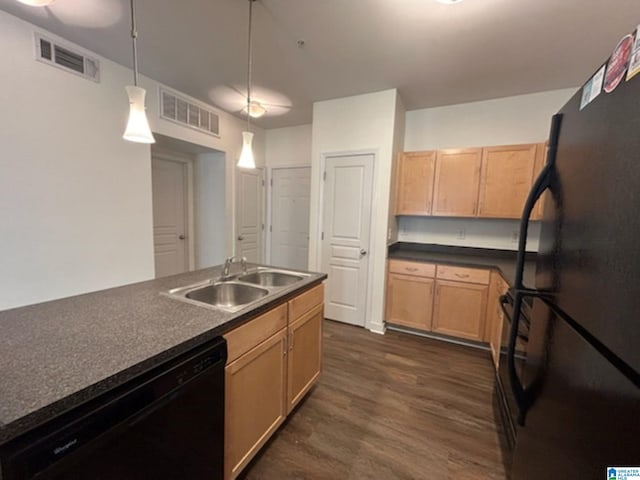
[288,283,324,321]
[388,259,435,277]
[436,265,490,284]
[224,303,288,363]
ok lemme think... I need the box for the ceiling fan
[210,84,292,119]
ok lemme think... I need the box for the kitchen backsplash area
[397,216,541,251]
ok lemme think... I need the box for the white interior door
[270,167,311,270]
[321,154,374,327]
[236,168,264,263]
[152,157,188,278]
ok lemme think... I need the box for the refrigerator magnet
[626,27,640,81]
[580,65,606,110]
[604,34,634,93]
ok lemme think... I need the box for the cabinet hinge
[321,232,324,240]
[270,178,273,186]
[262,179,265,187]
[261,223,265,230]
[269,225,272,232]
[323,171,326,181]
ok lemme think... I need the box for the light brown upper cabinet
[477,144,538,219]
[531,142,548,221]
[396,151,436,215]
[432,148,483,217]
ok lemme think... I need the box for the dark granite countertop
[388,242,538,287]
[0,264,326,445]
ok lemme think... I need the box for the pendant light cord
[246,0,254,132]
[130,0,139,87]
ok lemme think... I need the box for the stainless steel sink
[185,282,268,309]
[162,267,309,312]
[237,270,304,287]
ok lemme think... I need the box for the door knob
[360,248,367,256]
[238,235,244,241]
[178,234,185,240]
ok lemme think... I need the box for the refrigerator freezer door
[536,77,640,373]
[511,312,639,479]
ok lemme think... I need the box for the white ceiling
[1,0,639,129]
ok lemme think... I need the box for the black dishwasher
[0,336,227,480]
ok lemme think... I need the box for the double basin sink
[163,267,309,312]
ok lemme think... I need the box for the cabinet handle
[405,267,419,272]
[283,336,288,356]
[289,331,294,351]
[455,273,470,278]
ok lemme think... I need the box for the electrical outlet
[456,228,466,240]
[511,230,519,243]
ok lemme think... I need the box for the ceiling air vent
[160,87,220,137]
[35,33,100,82]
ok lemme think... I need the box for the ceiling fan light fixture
[15,0,55,6]
[243,100,267,118]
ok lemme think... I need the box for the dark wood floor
[240,320,507,480]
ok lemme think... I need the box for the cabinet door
[487,274,508,368]
[386,273,434,331]
[287,304,323,414]
[432,148,482,217]
[477,144,537,219]
[396,151,436,215]
[531,141,548,221]
[432,280,488,341]
[225,329,287,480]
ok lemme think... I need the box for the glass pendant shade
[237,131,256,169]
[16,0,55,6]
[123,85,155,144]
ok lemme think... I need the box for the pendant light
[15,0,55,6]
[237,0,257,169]
[123,0,155,144]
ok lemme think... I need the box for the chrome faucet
[222,256,248,280]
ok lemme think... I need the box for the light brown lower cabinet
[487,272,509,368]
[386,273,434,330]
[225,329,287,480]
[432,280,488,341]
[224,284,324,480]
[287,303,323,413]
[386,260,500,344]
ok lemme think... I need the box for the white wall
[404,88,576,151]
[399,217,541,252]
[0,10,264,310]
[398,88,576,251]
[265,124,312,167]
[195,152,227,268]
[310,89,400,334]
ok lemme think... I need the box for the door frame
[317,150,377,330]
[151,148,195,272]
[266,165,312,266]
[235,167,266,261]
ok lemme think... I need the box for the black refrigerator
[504,28,640,480]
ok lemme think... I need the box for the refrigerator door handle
[513,113,563,291]
[500,292,531,425]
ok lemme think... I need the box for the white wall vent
[35,34,100,82]
[160,88,220,137]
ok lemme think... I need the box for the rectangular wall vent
[160,87,220,137]
[35,34,100,82]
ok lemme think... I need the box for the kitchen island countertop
[0,265,326,445]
